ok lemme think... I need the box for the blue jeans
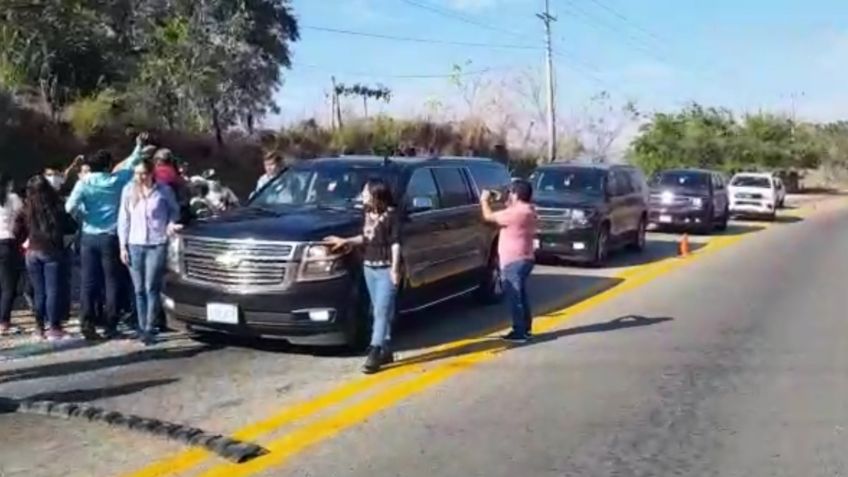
[80,233,121,332]
[26,251,67,330]
[128,244,167,339]
[363,266,397,347]
[502,259,535,336]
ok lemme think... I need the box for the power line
[294,62,514,79]
[398,0,531,40]
[301,25,541,50]
[397,0,619,93]
[582,0,667,46]
[557,0,673,66]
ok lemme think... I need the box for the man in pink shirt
[480,180,538,342]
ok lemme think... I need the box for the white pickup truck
[728,172,783,220]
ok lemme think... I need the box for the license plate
[207,303,239,324]
[659,215,673,224]
[533,239,540,250]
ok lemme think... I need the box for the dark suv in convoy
[162,156,511,349]
[648,169,729,233]
[530,163,648,266]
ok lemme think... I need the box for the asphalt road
[0,195,844,477]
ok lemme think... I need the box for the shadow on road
[388,315,674,370]
[20,378,179,403]
[392,271,623,353]
[0,344,220,385]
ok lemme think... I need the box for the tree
[0,0,299,140]
[629,104,824,176]
[629,104,736,175]
[0,0,128,116]
[575,91,641,163]
[449,60,490,117]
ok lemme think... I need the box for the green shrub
[67,90,119,139]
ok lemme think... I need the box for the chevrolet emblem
[215,252,243,268]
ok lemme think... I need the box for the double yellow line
[124,207,816,477]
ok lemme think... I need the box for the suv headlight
[298,244,347,281]
[167,236,182,274]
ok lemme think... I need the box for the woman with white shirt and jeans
[118,159,181,345]
[0,173,22,335]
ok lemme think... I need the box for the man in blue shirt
[66,133,149,339]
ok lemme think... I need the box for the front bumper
[534,226,596,262]
[649,207,710,228]
[730,200,774,217]
[162,273,355,346]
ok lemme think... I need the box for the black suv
[648,169,729,233]
[162,156,511,348]
[530,163,648,266]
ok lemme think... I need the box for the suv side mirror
[409,196,434,212]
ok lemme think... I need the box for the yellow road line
[196,227,752,477]
[126,201,820,477]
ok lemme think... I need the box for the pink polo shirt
[491,202,537,268]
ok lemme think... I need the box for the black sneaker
[362,347,382,374]
[81,326,101,341]
[380,346,395,365]
[102,328,122,340]
[501,331,529,343]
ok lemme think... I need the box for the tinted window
[654,171,710,189]
[468,163,511,192]
[731,176,772,188]
[405,169,441,209]
[629,169,647,193]
[613,170,635,195]
[433,168,474,208]
[712,174,724,190]
[533,168,606,196]
[251,166,389,208]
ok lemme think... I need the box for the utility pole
[537,0,557,162]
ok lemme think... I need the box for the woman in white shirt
[0,173,23,335]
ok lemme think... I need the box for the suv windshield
[731,176,771,188]
[654,171,709,189]
[250,165,391,208]
[533,168,605,196]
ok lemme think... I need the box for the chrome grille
[536,207,570,219]
[536,208,569,232]
[649,194,692,207]
[182,237,296,288]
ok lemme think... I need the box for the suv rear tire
[475,249,504,304]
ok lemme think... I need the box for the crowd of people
[0,133,188,345]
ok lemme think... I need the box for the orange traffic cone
[679,234,690,257]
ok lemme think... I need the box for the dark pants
[502,259,535,336]
[0,240,20,326]
[80,233,121,333]
[26,250,67,330]
[117,261,136,326]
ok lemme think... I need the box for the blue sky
[269,0,847,126]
